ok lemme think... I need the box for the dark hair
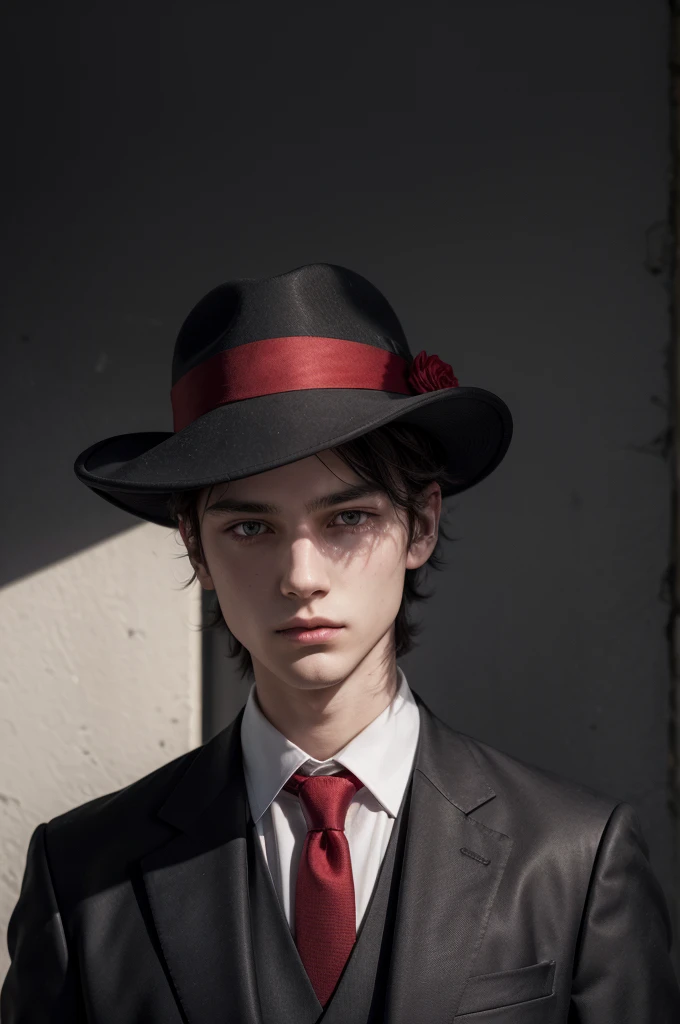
[167,421,460,681]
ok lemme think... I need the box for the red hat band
[170,335,459,433]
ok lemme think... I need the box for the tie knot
[283,768,363,831]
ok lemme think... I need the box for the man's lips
[276,625,345,643]
[276,619,343,630]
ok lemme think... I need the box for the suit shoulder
[44,743,203,840]
[35,717,243,908]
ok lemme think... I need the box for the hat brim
[74,386,513,529]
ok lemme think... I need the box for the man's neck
[252,658,399,761]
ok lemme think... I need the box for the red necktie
[282,767,364,1007]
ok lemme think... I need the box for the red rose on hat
[408,350,459,394]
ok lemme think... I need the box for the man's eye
[225,510,375,542]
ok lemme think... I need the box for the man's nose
[279,536,331,597]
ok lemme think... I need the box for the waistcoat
[247,771,414,1024]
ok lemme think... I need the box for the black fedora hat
[74,263,513,528]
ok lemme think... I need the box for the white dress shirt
[240,665,420,933]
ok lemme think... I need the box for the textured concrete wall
[0,525,201,981]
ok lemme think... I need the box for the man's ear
[178,516,216,591]
[404,481,442,571]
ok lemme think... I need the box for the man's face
[179,449,441,694]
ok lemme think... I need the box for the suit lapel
[385,691,513,1024]
[138,709,262,1024]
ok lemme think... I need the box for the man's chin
[267,649,355,689]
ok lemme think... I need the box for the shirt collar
[240,665,420,822]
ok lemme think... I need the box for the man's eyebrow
[204,483,385,517]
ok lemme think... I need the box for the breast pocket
[456,960,556,1017]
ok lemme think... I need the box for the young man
[2,263,679,1022]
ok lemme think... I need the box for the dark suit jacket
[2,689,679,1022]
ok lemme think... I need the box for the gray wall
[4,0,676,967]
